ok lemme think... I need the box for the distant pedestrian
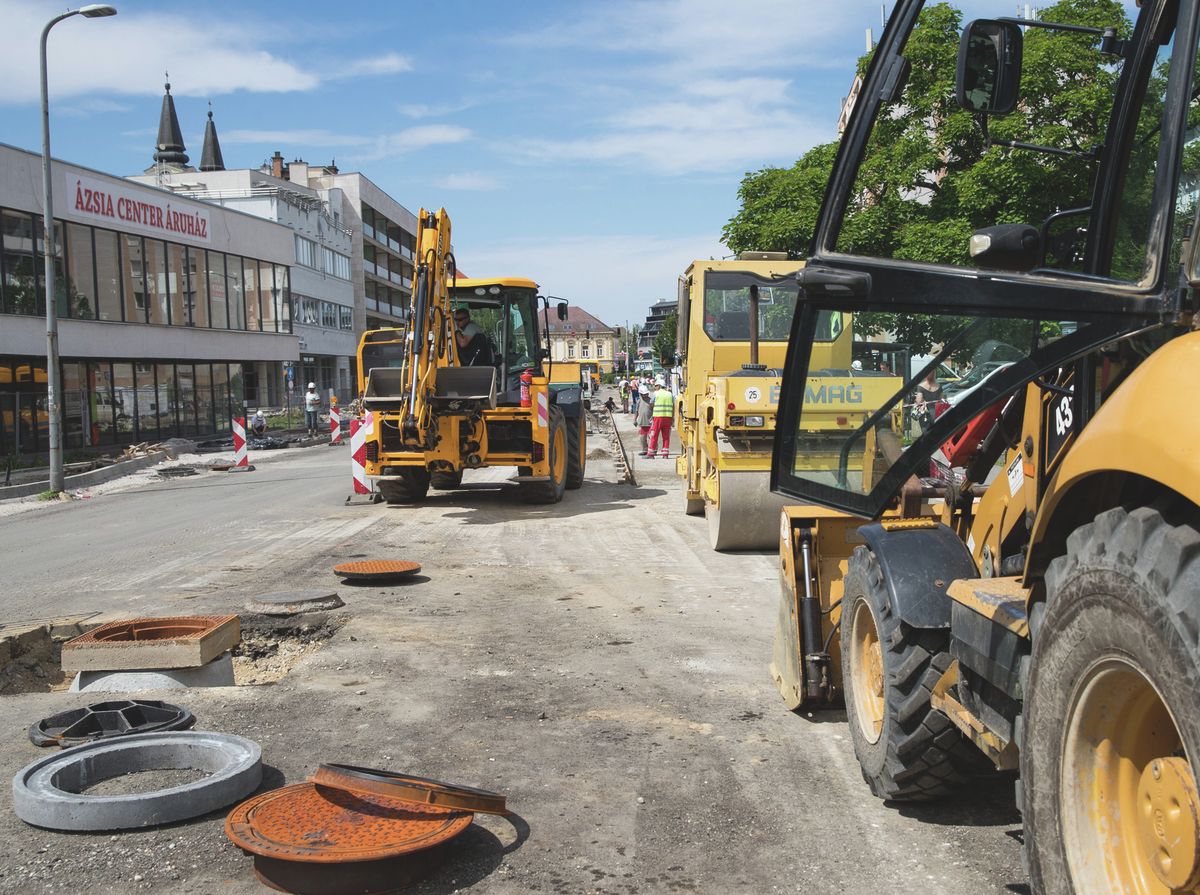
[619,378,630,413]
[635,385,654,456]
[630,377,641,415]
[648,379,674,458]
[304,382,320,436]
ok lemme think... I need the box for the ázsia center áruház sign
[68,174,210,244]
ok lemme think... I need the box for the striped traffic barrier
[330,406,342,445]
[232,416,249,468]
[347,413,377,501]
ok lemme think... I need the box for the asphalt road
[0,409,1026,894]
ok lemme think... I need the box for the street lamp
[40,4,117,492]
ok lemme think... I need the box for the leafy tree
[723,0,1130,357]
[654,311,678,365]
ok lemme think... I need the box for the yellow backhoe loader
[771,4,1200,892]
[356,209,586,504]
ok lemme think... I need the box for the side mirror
[956,19,1023,115]
[557,302,568,321]
[969,223,1041,272]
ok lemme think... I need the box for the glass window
[61,362,87,448]
[295,235,317,268]
[340,305,353,330]
[112,362,137,441]
[212,363,230,428]
[275,264,290,332]
[65,224,96,320]
[321,300,337,329]
[227,256,245,330]
[206,250,228,329]
[703,271,802,341]
[195,363,214,434]
[186,246,206,327]
[229,363,244,416]
[258,262,278,333]
[93,228,122,321]
[145,239,168,325]
[581,342,590,358]
[243,258,262,332]
[166,242,187,326]
[597,341,605,358]
[567,341,575,358]
[121,235,146,322]
[2,210,37,315]
[155,363,177,438]
[36,220,66,318]
[176,364,197,435]
[87,362,117,445]
[135,362,159,441]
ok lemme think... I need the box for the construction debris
[244,590,345,617]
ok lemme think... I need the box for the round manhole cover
[225,782,471,862]
[244,590,345,616]
[332,560,422,581]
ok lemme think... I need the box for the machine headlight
[745,415,765,427]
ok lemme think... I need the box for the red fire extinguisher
[520,368,533,407]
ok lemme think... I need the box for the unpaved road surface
[0,401,1026,893]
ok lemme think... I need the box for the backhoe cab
[356,209,585,504]
[770,2,1200,892]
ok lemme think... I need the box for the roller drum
[705,470,793,551]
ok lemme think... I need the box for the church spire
[153,76,189,166]
[199,102,225,172]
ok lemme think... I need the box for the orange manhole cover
[227,783,471,893]
[226,782,471,862]
[332,560,422,581]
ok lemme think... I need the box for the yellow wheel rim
[849,599,885,745]
[1061,657,1199,894]
[552,426,566,484]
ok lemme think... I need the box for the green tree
[653,311,678,365]
[723,0,1130,357]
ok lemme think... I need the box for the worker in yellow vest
[647,377,674,458]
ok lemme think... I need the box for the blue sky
[0,0,1076,327]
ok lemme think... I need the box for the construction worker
[304,382,320,437]
[648,376,674,458]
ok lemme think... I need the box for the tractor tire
[841,546,982,801]
[430,470,463,490]
[1021,505,1200,895]
[519,407,567,504]
[566,412,586,490]
[377,469,430,504]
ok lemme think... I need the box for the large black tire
[430,470,463,489]
[377,468,430,504]
[519,407,567,504]
[1021,505,1200,895]
[566,412,586,490]
[841,546,982,801]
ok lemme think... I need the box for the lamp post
[40,4,117,492]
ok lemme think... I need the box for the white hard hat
[308,381,316,388]
[851,360,863,371]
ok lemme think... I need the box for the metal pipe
[798,530,825,701]
[39,5,116,492]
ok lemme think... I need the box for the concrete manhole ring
[244,589,345,616]
[12,731,262,830]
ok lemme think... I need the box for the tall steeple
[153,76,189,167]
[199,103,225,172]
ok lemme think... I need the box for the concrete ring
[12,731,262,831]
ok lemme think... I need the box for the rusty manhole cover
[332,560,422,581]
[226,782,470,893]
[311,765,507,816]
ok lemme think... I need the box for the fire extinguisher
[520,368,533,407]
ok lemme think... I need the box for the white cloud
[0,2,318,104]
[399,99,478,119]
[333,53,412,78]
[57,98,132,118]
[459,234,727,325]
[219,125,471,162]
[435,172,500,191]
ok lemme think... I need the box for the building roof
[153,81,189,166]
[199,108,225,172]
[545,305,616,335]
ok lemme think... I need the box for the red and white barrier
[330,406,342,445]
[231,416,249,468]
[349,413,373,494]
